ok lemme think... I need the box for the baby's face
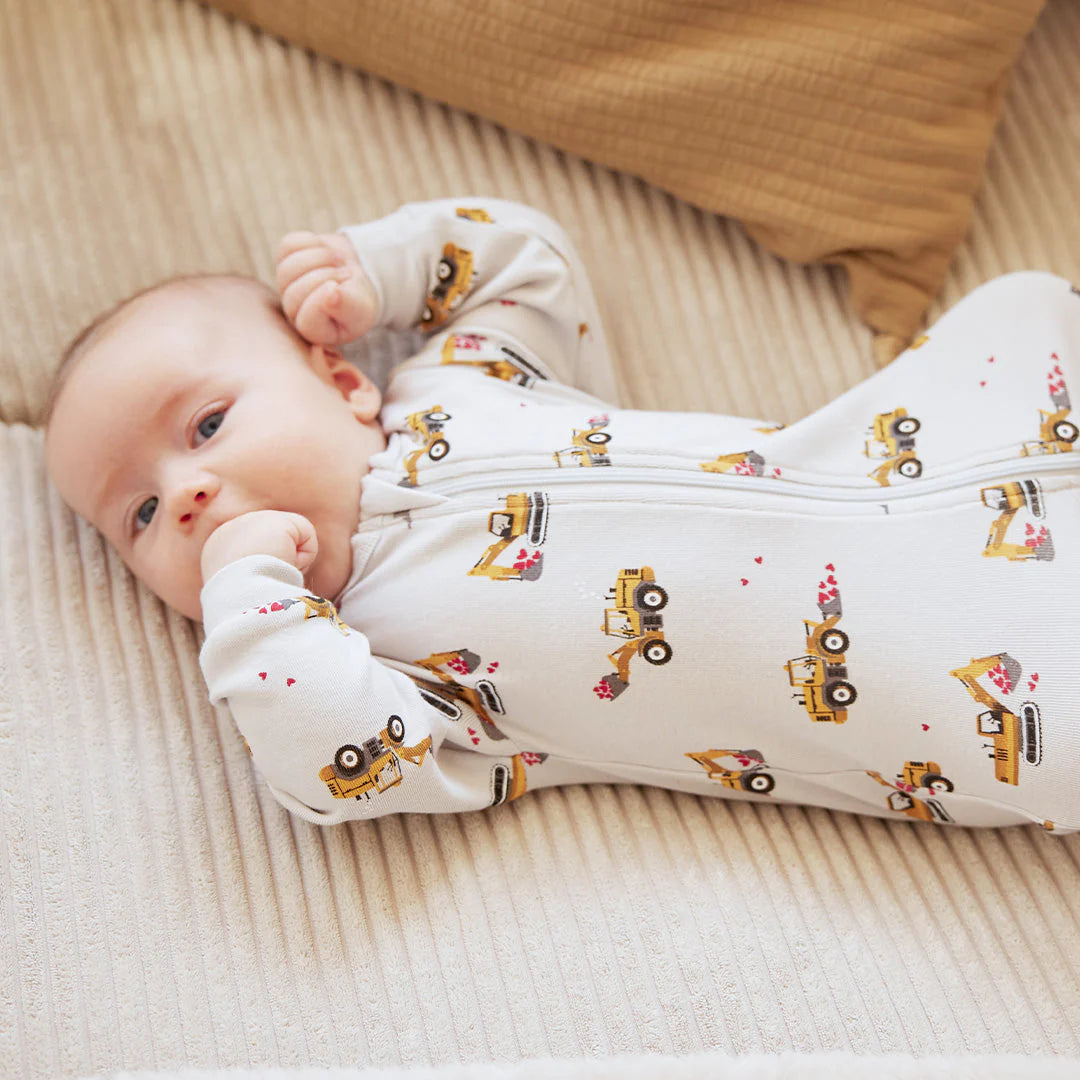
[44,279,386,622]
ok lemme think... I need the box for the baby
[44,197,1080,832]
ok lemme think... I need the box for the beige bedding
[3,0,1080,1077]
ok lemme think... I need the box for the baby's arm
[199,553,514,824]
[277,197,608,391]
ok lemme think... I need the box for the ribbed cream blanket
[3,0,1080,1077]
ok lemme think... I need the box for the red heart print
[259,607,268,614]
[259,672,267,680]
[980,381,986,387]
[825,564,835,572]
[921,723,929,731]
[518,548,527,558]
[1030,672,1039,683]
[988,356,995,363]
[773,467,782,477]
[741,578,749,586]
[754,556,763,564]
[286,678,295,687]
[271,602,283,611]
[468,727,477,735]
[487,661,499,672]
[826,575,836,585]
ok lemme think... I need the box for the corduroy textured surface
[200,0,1046,347]
[4,0,1080,1078]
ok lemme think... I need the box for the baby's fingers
[292,279,351,346]
[275,243,343,297]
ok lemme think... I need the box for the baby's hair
[42,272,291,431]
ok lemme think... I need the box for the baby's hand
[201,510,318,585]
[275,231,378,346]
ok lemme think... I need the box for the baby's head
[43,273,386,623]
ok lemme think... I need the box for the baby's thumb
[289,512,319,573]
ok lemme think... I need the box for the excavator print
[1021,354,1076,457]
[949,653,1042,785]
[980,478,1054,561]
[318,714,433,802]
[594,567,673,700]
[399,404,452,487]
[468,492,549,581]
[685,748,776,794]
[255,594,351,637]
[783,566,857,722]
[865,765,955,824]
[412,649,510,741]
[440,332,549,388]
[553,414,612,467]
[864,407,923,487]
[489,751,550,806]
[699,449,769,476]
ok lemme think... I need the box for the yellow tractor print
[553,415,612,467]
[594,567,672,700]
[699,449,767,476]
[864,408,922,486]
[865,770,954,824]
[267,594,351,637]
[412,649,510,741]
[980,478,1054,561]
[949,653,1042,785]
[468,491,549,581]
[489,751,550,806]
[686,748,776,794]
[318,714,432,802]
[400,404,452,487]
[456,206,493,224]
[439,332,549,388]
[1021,357,1076,456]
[783,572,856,722]
[421,243,474,332]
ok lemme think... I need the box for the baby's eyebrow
[91,382,194,526]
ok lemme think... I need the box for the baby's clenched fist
[201,510,318,585]
[275,231,378,346]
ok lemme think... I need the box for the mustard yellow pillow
[204,0,1046,354]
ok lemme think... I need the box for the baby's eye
[130,408,227,537]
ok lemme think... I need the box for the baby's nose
[179,491,207,523]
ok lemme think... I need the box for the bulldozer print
[553,413,612,467]
[950,654,1042,785]
[489,751,550,806]
[440,332,549,388]
[400,404,452,486]
[980,478,1054,561]
[318,714,433,802]
[249,593,352,637]
[1021,354,1076,457]
[699,449,768,476]
[593,567,673,700]
[422,243,474,332]
[865,768,954,824]
[783,564,857,723]
[686,748,776,794]
[468,491,549,581]
[412,649,510,741]
[864,407,923,486]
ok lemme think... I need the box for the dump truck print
[319,715,432,801]
[440,332,549,388]
[699,449,768,476]
[784,567,856,722]
[400,404,452,486]
[594,567,672,700]
[686,748,776,794]
[421,243,474,331]
[469,492,549,581]
[864,407,922,486]
[413,649,509,741]
[553,414,612,467]
[489,751,550,806]
[980,478,1054,561]
[866,770,954,824]
[1021,354,1076,457]
[949,653,1042,786]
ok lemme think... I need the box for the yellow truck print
[594,567,672,700]
[980,478,1054,561]
[784,568,856,722]
[440,333,549,388]
[1021,354,1076,457]
[686,748,776,794]
[400,405,452,487]
[422,243,474,332]
[553,415,612,467]
[864,408,923,486]
[949,653,1042,785]
[866,769,954,824]
[469,492,549,581]
[319,715,432,802]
